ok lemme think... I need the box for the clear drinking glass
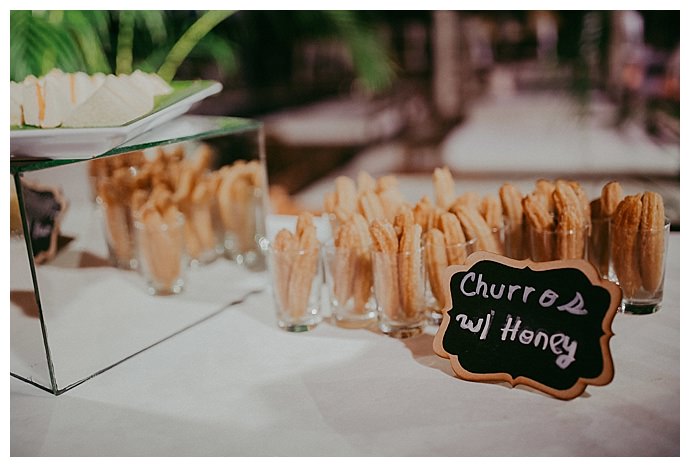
[611,219,670,314]
[323,244,377,328]
[528,224,589,262]
[425,238,476,325]
[268,245,323,332]
[134,211,187,295]
[588,216,613,279]
[372,248,426,338]
[503,217,529,260]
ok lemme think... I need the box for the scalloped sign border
[433,251,622,401]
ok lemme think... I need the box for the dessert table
[10,234,680,456]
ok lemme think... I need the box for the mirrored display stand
[10,115,269,395]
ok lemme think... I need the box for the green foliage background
[10,10,395,93]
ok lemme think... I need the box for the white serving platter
[10,80,222,160]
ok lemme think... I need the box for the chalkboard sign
[433,251,621,400]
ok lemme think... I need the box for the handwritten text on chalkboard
[433,252,621,400]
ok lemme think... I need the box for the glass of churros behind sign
[523,180,591,263]
[423,211,478,325]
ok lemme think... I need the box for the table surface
[10,234,680,456]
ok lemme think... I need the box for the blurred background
[10,10,680,227]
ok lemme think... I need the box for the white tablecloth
[10,234,680,456]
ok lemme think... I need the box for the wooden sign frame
[433,251,622,400]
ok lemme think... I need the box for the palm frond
[158,10,236,82]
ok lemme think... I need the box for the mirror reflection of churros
[216,159,265,260]
[91,144,267,282]
[135,202,185,294]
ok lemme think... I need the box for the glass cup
[268,245,323,332]
[528,223,590,262]
[323,244,377,328]
[611,219,670,314]
[587,216,613,280]
[425,238,477,325]
[372,249,426,338]
[134,211,187,295]
[503,217,529,260]
[96,194,137,270]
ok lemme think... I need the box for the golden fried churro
[393,206,415,239]
[288,213,320,317]
[358,190,386,223]
[335,176,357,220]
[378,186,406,222]
[523,193,555,261]
[611,195,643,297]
[535,179,556,212]
[425,228,449,309]
[351,213,374,313]
[370,220,400,320]
[272,229,298,313]
[601,181,623,218]
[450,192,481,214]
[333,223,358,306]
[413,196,439,233]
[499,183,525,259]
[639,191,666,292]
[568,180,591,227]
[357,171,377,193]
[455,205,500,253]
[433,166,456,210]
[480,195,503,230]
[556,205,586,260]
[438,212,467,264]
[398,222,423,318]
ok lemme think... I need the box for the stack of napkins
[10,69,173,128]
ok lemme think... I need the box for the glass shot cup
[323,244,377,328]
[268,245,323,332]
[372,248,427,338]
[611,219,670,314]
[133,211,187,295]
[96,194,137,270]
[424,238,477,325]
[587,216,613,280]
[502,217,529,260]
[528,223,590,262]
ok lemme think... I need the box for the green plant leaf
[158,10,236,82]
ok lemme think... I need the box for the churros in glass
[268,214,323,332]
[610,192,669,314]
[370,220,426,338]
[324,215,376,328]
